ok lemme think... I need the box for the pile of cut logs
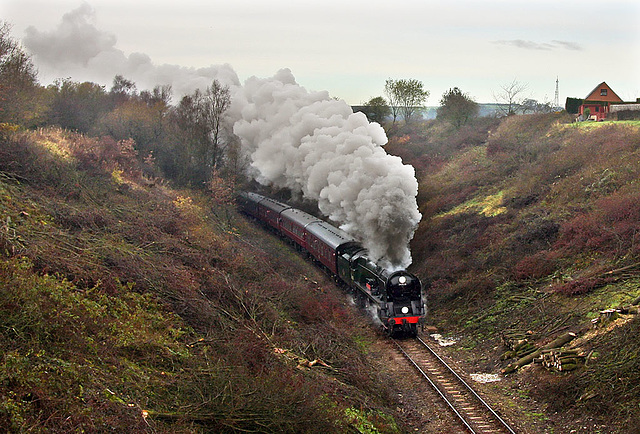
[501,332,576,374]
[536,348,586,372]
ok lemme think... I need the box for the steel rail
[415,337,516,434]
[391,338,476,433]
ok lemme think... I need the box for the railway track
[392,336,517,434]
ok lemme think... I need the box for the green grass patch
[438,190,507,218]
[565,120,640,130]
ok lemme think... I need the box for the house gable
[584,82,623,103]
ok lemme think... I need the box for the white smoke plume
[229,69,421,269]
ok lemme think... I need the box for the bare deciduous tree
[176,79,231,182]
[202,79,231,172]
[493,79,528,116]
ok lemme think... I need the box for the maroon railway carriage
[237,192,291,231]
[304,220,356,275]
[279,208,321,250]
[236,192,265,219]
[257,195,291,230]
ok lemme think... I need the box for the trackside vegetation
[0,127,405,432]
[389,113,640,432]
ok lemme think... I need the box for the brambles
[551,276,608,296]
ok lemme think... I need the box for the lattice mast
[554,77,560,109]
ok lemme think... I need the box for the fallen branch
[145,409,267,426]
[601,262,640,278]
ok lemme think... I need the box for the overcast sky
[2,0,639,105]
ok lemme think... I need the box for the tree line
[359,79,479,129]
[360,77,557,127]
[0,21,237,188]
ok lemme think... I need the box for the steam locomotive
[238,191,425,336]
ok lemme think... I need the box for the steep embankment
[0,126,406,433]
[404,115,640,431]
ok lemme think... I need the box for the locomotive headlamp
[398,276,407,284]
[401,306,409,314]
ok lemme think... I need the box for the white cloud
[493,40,583,51]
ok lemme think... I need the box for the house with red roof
[579,82,623,121]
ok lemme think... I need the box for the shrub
[513,250,559,280]
[557,190,640,258]
[509,215,560,256]
[551,276,609,296]
[65,135,139,175]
